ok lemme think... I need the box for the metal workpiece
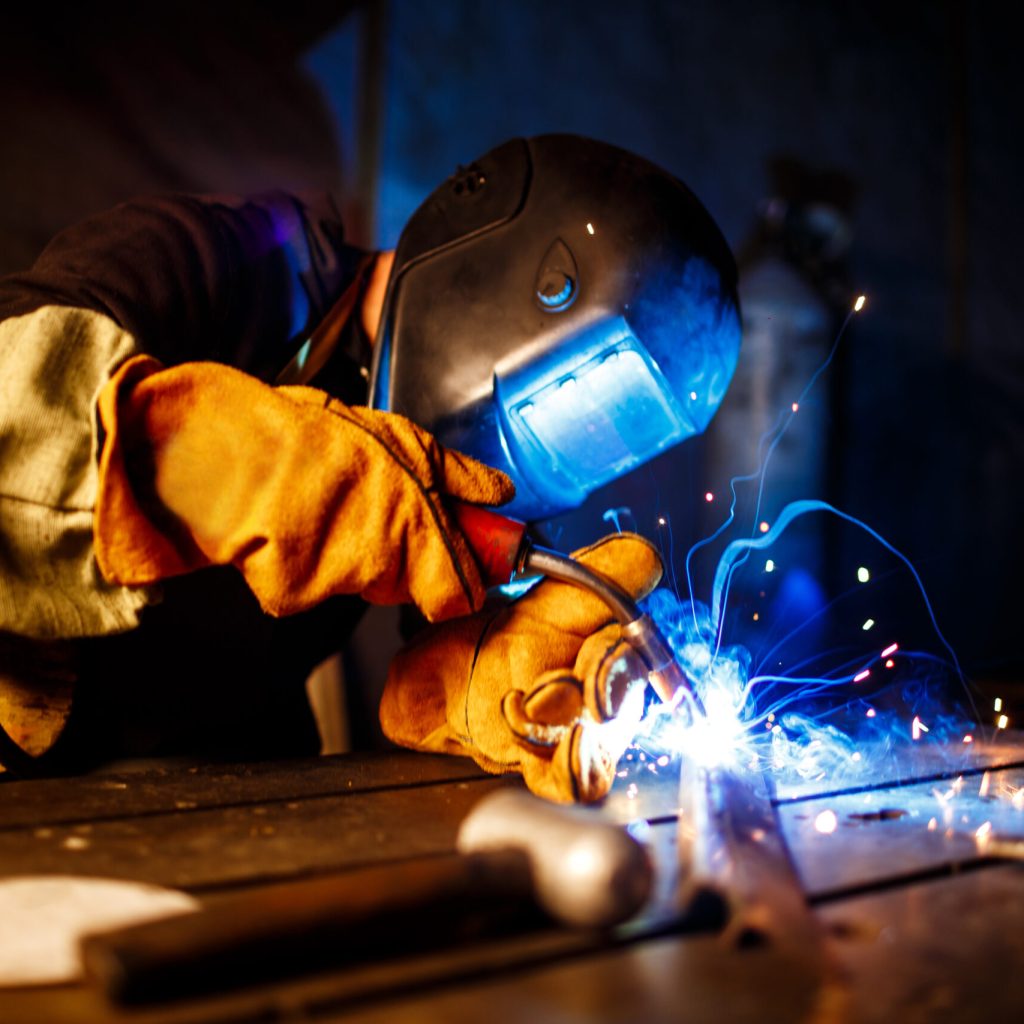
[675,758,825,951]
[457,789,653,929]
[519,545,702,716]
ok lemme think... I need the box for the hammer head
[457,788,652,928]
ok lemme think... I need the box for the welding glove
[94,356,514,622]
[380,534,662,803]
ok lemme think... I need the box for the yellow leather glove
[94,356,514,622]
[380,534,663,803]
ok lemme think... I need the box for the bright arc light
[857,566,870,583]
[814,810,838,834]
[854,295,866,312]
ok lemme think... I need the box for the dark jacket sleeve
[0,191,367,381]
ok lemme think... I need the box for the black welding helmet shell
[369,134,741,521]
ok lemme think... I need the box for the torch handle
[450,502,529,587]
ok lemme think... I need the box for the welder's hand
[379,534,662,803]
[94,356,514,622]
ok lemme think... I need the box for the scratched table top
[1,737,1023,1023]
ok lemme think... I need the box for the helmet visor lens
[508,342,693,501]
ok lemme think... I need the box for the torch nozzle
[519,544,705,720]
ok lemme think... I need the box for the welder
[0,134,740,801]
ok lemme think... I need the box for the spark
[854,669,870,683]
[765,559,775,572]
[759,521,770,533]
[885,659,895,668]
[963,734,973,743]
[657,755,670,767]
[814,810,838,834]
[881,643,898,658]
[857,566,870,583]
[976,821,992,841]
[791,402,799,413]
[854,295,866,312]
[862,618,875,631]
[704,492,714,502]
[689,390,698,401]
[979,772,991,798]
[851,751,862,762]
[752,612,760,621]
[912,716,929,740]
[658,517,667,526]
[586,222,595,235]
[997,714,1009,730]
[866,708,876,717]
[927,817,938,831]
[994,697,1003,712]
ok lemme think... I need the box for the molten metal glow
[814,810,838,834]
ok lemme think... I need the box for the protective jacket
[0,193,370,770]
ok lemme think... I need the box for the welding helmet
[369,134,741,521]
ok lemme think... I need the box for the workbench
[1,737,1023,1023]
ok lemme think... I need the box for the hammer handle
[81,850,534,1004]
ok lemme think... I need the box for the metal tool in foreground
[80,789,653,1004]
[453,502,705,719]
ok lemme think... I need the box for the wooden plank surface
[0,752,490,830]
[0,774,514,890]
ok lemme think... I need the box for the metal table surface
[1,738,1023,1024]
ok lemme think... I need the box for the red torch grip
[451,502,529,588]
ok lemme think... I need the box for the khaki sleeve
[0,305,159,638]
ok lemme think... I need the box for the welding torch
[452,503,704,719]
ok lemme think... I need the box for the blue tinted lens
[509,342,693,497]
